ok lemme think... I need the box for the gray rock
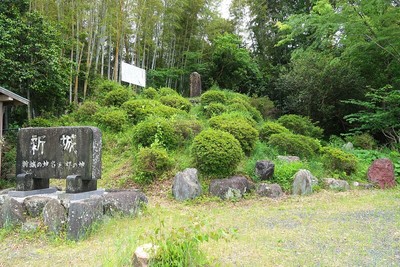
[103,190,147,216]
[172,168,202,201]
[23,196,52,217]
[342,142,354,150]
[0,196,26,228]
[43,199,67,235]
[22,221,40,232]
[277,156,300,163]
[209,176,254,200]
[0,188,15,195]
[323,178,350,191]
[255,160,275,180]
[292,169,315,195]
[257,183,283,198]
[132,243,159,267]
[67,196,103,240]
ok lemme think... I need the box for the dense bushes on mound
[250,96,276,119]
[122,99,184,124]
[94,107,128,132]
[346,133,377,150]
[200,90,227,106]
[104,88,132,107]
[227,97,263,122]
[259,121,291,142]
[74,101,100,122]
[142,87,159,99]
[191,129,244,177]
[322,146,358,175]
[170,116,203,140]
[277,114,323,139]
[203,102,227,118]
[135,146,174,184]
[209,115,259,154]
[92,79,126,99]
[268,132,321,158]
[160,95,191,112]
[159,87,179,96]
[132,118,179,150]
[24,117,53,127]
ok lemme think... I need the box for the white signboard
[121,61,146,87]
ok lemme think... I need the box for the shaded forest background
[0,0,399,138]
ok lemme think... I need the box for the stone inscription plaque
[16,127,102,180]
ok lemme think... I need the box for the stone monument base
[8,187,58,198]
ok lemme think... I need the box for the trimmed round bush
[321,146,358,175]
[92,79,126,99]
[259,121,291,142]
[94,107,128,132]
[132,118,180,150]
[74,101,100,122]
[200,90,227,106]
[191,129,244,177]
[136,146,174,184]
[122,99,184,124]
[170,117,203,140]
[104,88,132,107]
[212,111,257,128]
[227,97,263,122]
[268,132,321,158]
[277,114,323,138]
[159,87,179,96]
[160,95,191,112]
[142,87,159,99]
[203,102,226,118]
[250,96,276,119]
[209,115,259,155]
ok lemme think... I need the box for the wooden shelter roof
[0,86,29,106]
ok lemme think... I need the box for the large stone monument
[14,126,102,195]
[190,72,202,97]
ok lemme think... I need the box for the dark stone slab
[16,126,102,192]
[43,199,67,235]
[59,189,105,201]
[209,176,255,200]
[67,196,103,240]
[190,72,202,97]
[255,160,275,180]
[102,191,148,216]
[8,187,57,197]
[257,183,284,198]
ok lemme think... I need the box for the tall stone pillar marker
[190,72,202,98]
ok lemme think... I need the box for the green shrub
[259,121,291,142]
[24,117,53,127]
[346,133,377,150]
[122,99,184,124]
[159,87,179,96]
[273,161,306,192]
[94,107,128,132]
[160,95,191,112]
[1,143,16,179]
[227,97,263,122]
[73,101,100,122]
[321,146,358,175]
[142,87,159,99]
[132,118,180,150]
[135,146,174,184]
[268,132,321,158]
[250,96,276,119]
[209,115,259,155]
[203,102,226,118]
[213,111,257,128]
[104,88,132,107]
[170,116,203,140]
[92,79,126,99]
[191,129,244,177]
[200,90,227,106]
[277,114,323,138]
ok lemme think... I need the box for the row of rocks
[0,190,147,240]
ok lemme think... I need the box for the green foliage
[73,101,100,122]
[191,129,244,177]
[200,90,227,106]
[142,87,159,99]
[273,161,306,192]
[344,85,400,146]
[94,107,128,132]
[321,146,358,175]
[159,87,179,96]
[209,115,259,154]
[132,118,180,150]
[92,79,126,99]
[122,99,184,124]
[250,96,276,120]
[243,141,279,181]
[211,111,257,128]
[160,95,191,112]
[268,132,321,158]
[203,102,227,118]
[277,114,323,138]
[227,97,263,122]
[135,146,174,184]
[170,116,203,141]
[346,133,377,150]
[259,121,291,142]
[1,143,16,179]
[24,117,53,127]
[104,88,132,107]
